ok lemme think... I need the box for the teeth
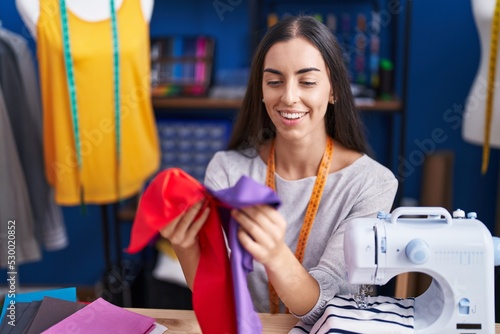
[280,112,306,119]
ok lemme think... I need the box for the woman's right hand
[159,198,210,250]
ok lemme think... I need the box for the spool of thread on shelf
[378,58,394,100]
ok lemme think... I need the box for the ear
[329,88,335,104]
[329,94,335,104]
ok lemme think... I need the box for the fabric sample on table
[7,301,41,334]
[127,167,280,334]
[0,287,77,320]
[42,297,155,334]
[289,295,414,334]
[24,296,86,334]
[0,301,40,334]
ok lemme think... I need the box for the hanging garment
[0,87,41,267]
[0,28,67,251]
[289,295,414,334]
[37,0,160,205]
[127,168,281,334]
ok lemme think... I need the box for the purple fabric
[208,176,281,334]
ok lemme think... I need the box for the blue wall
[0,0,498,287]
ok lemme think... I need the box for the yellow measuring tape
[483,0,500,174]
[265,136,334,314]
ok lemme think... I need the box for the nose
[281,83,299,105]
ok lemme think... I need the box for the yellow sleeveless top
[37,0,160,205]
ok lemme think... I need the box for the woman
[160,15,398,324]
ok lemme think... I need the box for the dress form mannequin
[16,0,154,39]
[465,0,500,254]
[463,0,500,149]
[15,0,159,304]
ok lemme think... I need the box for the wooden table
[129,308,500,333]
[129,309,296,333]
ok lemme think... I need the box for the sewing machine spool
[344,206,498,333]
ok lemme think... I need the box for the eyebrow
[263,67,321,75]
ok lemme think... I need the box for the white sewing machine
[344,206,498,333]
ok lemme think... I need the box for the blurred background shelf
[152,96,402,111]
[152,96,242,109]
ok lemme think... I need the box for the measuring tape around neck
[482,0,500,174]
[265,136,334,313]
[59,0,121,202]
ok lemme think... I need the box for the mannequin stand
[98,203,132,307]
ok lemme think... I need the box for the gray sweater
[204,149,398,324]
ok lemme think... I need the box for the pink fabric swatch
[42,298,155,334]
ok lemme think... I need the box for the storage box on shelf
[150,36,215,97]
[156,119,232,182]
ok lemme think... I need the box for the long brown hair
[227,15,369,154]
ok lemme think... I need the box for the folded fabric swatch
[24,296,86,334]
[41,297,155,334]
[0,287,76,320]
[8,301,41,334]
[289,295,414,334]
[126,168,280,334]
[0,301,40,334]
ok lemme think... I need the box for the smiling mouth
[279,111,308,120]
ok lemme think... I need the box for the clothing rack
[0,25,68,268]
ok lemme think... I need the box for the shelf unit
[152,97,242,109]
[152,96,402,111]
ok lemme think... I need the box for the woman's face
[262,37,333,142]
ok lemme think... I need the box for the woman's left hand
[233,205,320,315]
[231,205,287,266]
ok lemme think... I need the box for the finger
[239,205,279,228]
[159,212,184,239]
[237,205,284,239]
[174,199,204,229]
[184,204,210,242]
[238,227,266,262]
[171,200,206,245]
[159,199,204,239]
[232,208,273,248]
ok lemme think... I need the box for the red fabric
[126,168,237,334]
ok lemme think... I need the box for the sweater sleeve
[295,173,398,324]
[204,151,231,191]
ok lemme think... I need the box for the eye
[301,81,317,87]
[267,80,282,87]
